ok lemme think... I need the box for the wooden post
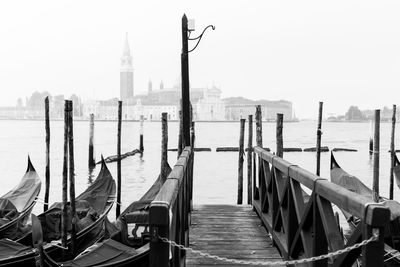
[61,100,69,258]
[44,97,50,212]
[178,101,183,158]
[67,100,77,255]
[255,105,263,147]
[390,104,397,200]
[247,115,253,204]
[238,119,245,204]
[190,121,195,209]
[373,110,380,202]
[161,113,168,176]
[316,102,323,176]
[139,115,144,153]
[369,120,374,156]
[116,101,122,218]
[181,14,191,148]
[88,113,95,168]
[276,114,283,158]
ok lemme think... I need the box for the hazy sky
[0,1,399,118]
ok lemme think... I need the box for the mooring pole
[161,113,168,178]
[116,101,122,218]
[373,109,380,202]
[44,97,50,212]
[316,102,323,176]
[390,105,397,200]
[255,105,263,147]
[276,114,284,158]
[181,14,191,149]
[61,100,69,259]
[67,100,77,255]
[369,120,374,156]
[88,114,95,168]
[140,115,144,154]
[238,119,245,204]
[247,115,253,204]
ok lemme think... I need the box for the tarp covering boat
[330,151,400,262]
[38,159,116,242]
[0,156,41,239]
[40,162,172,267]
[0,158,116,266]
[44,240,149,267]
[330,152,400,221]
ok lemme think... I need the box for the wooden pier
[186,205,282,266]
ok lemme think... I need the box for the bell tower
[120,33,134,100]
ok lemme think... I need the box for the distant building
[224,97,293,121]
[133,82,225,121]
[120,33,134,101]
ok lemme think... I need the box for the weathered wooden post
[67,100,77,255]
[237,119,245,204]
[254,106,263,201]
[139,115,144,153]
[369,120,374,156]
[390,104,396,200]
[44,97,50,212]
[88,113,95,168]
[116,101,122,218]
[178,102,183,158]
[247,115,253,204]
[276,114,283,158]
[61,100,69,258]
[373,110,380,202]
[255,105,263,147]
[316,102,323,176]
[190,121,195,209]
[161,113,168,177]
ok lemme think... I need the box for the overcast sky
[0,1,399,118]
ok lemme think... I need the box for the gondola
[330,152,400,265]
[0,158,116,266]
[35,162,172,267]
[0,156,41,240]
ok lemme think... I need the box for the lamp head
[188,19,195,32]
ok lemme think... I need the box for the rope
[158,232,378,266]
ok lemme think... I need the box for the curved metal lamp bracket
[188,25,215,53]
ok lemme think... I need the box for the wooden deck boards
[186,205,283,266]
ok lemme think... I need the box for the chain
[158,232,378,266]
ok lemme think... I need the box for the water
[0,120,399,218]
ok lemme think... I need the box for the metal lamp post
[180,14,215,149]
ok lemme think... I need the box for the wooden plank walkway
[186,205,283,266]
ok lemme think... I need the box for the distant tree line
[343,105,400,121]
[16,91,83,117]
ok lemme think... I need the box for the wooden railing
[149,146,193,267]
[252,146,390,267]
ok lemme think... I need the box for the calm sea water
[0,120,399,218]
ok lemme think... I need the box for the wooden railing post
[362,205,390,267]
[149,202,170,267]
[238,119,245,204]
